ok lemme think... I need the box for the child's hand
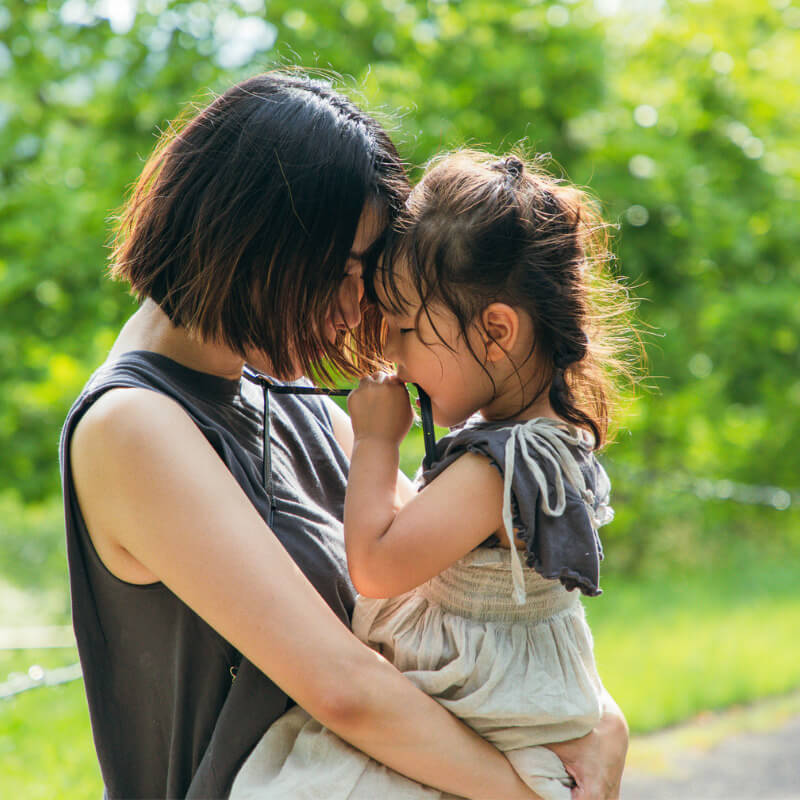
[348,372,414,445]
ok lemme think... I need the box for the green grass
[0,649,101,800]
[587,548,800,733]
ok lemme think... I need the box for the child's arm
[345,374,505,598]
[325,395,416,505]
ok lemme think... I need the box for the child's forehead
[374,258,420,313]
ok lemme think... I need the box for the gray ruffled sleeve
[421,419,612,598]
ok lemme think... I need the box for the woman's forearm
[316,646,539,800]
[340,453,542,800]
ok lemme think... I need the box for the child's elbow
[349,570,390,599]
[347,557,394,599]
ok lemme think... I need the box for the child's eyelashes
[382,311,417,335]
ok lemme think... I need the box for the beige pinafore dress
[231,419,614,800]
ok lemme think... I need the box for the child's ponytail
[379,149,639,447]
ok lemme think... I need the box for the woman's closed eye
[399,327,415,335]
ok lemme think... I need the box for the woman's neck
[108,299,253,381]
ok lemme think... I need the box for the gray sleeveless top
[59,351,355,799]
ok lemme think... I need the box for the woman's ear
[480,303,520,362]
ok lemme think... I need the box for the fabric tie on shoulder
[501,419,607,605]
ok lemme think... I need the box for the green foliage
[0,494,69,599]
[1,0,798,566]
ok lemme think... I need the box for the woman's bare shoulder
[72,385,194,450]
[69,386,216,582]
[70,385,387,717]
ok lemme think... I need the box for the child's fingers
[358,371,400,386]
[349,374,411,417]
[360,372,408,392]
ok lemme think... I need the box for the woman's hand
[546,693,628,800]
[347,372,414,445]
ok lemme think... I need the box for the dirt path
[621,692,800,799]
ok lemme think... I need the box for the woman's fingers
[546,693,627,800]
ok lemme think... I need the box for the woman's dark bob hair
[111,71,409,382]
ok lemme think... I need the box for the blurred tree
[1,0,797,568]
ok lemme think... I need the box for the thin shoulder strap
[241,366,350,527]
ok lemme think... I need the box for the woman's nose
[333,275,364,330]
[382,325,399,362]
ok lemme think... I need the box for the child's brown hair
[375,150,639,447]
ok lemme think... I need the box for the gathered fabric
[230,548,605,800]
[354,548,604,751]
[498,419,610,604]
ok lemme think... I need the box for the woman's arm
[70,387,538,800]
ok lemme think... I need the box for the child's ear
[480,303,520,362]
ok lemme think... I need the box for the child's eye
[399,327,415,335]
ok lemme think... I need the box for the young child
[231,151,633,800]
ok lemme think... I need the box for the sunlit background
[1,0,798,796]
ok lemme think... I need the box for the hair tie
[572,331,589,363]
[503,156,524,181]
[491,156,524,184]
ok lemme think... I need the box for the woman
[61,72,627,799]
